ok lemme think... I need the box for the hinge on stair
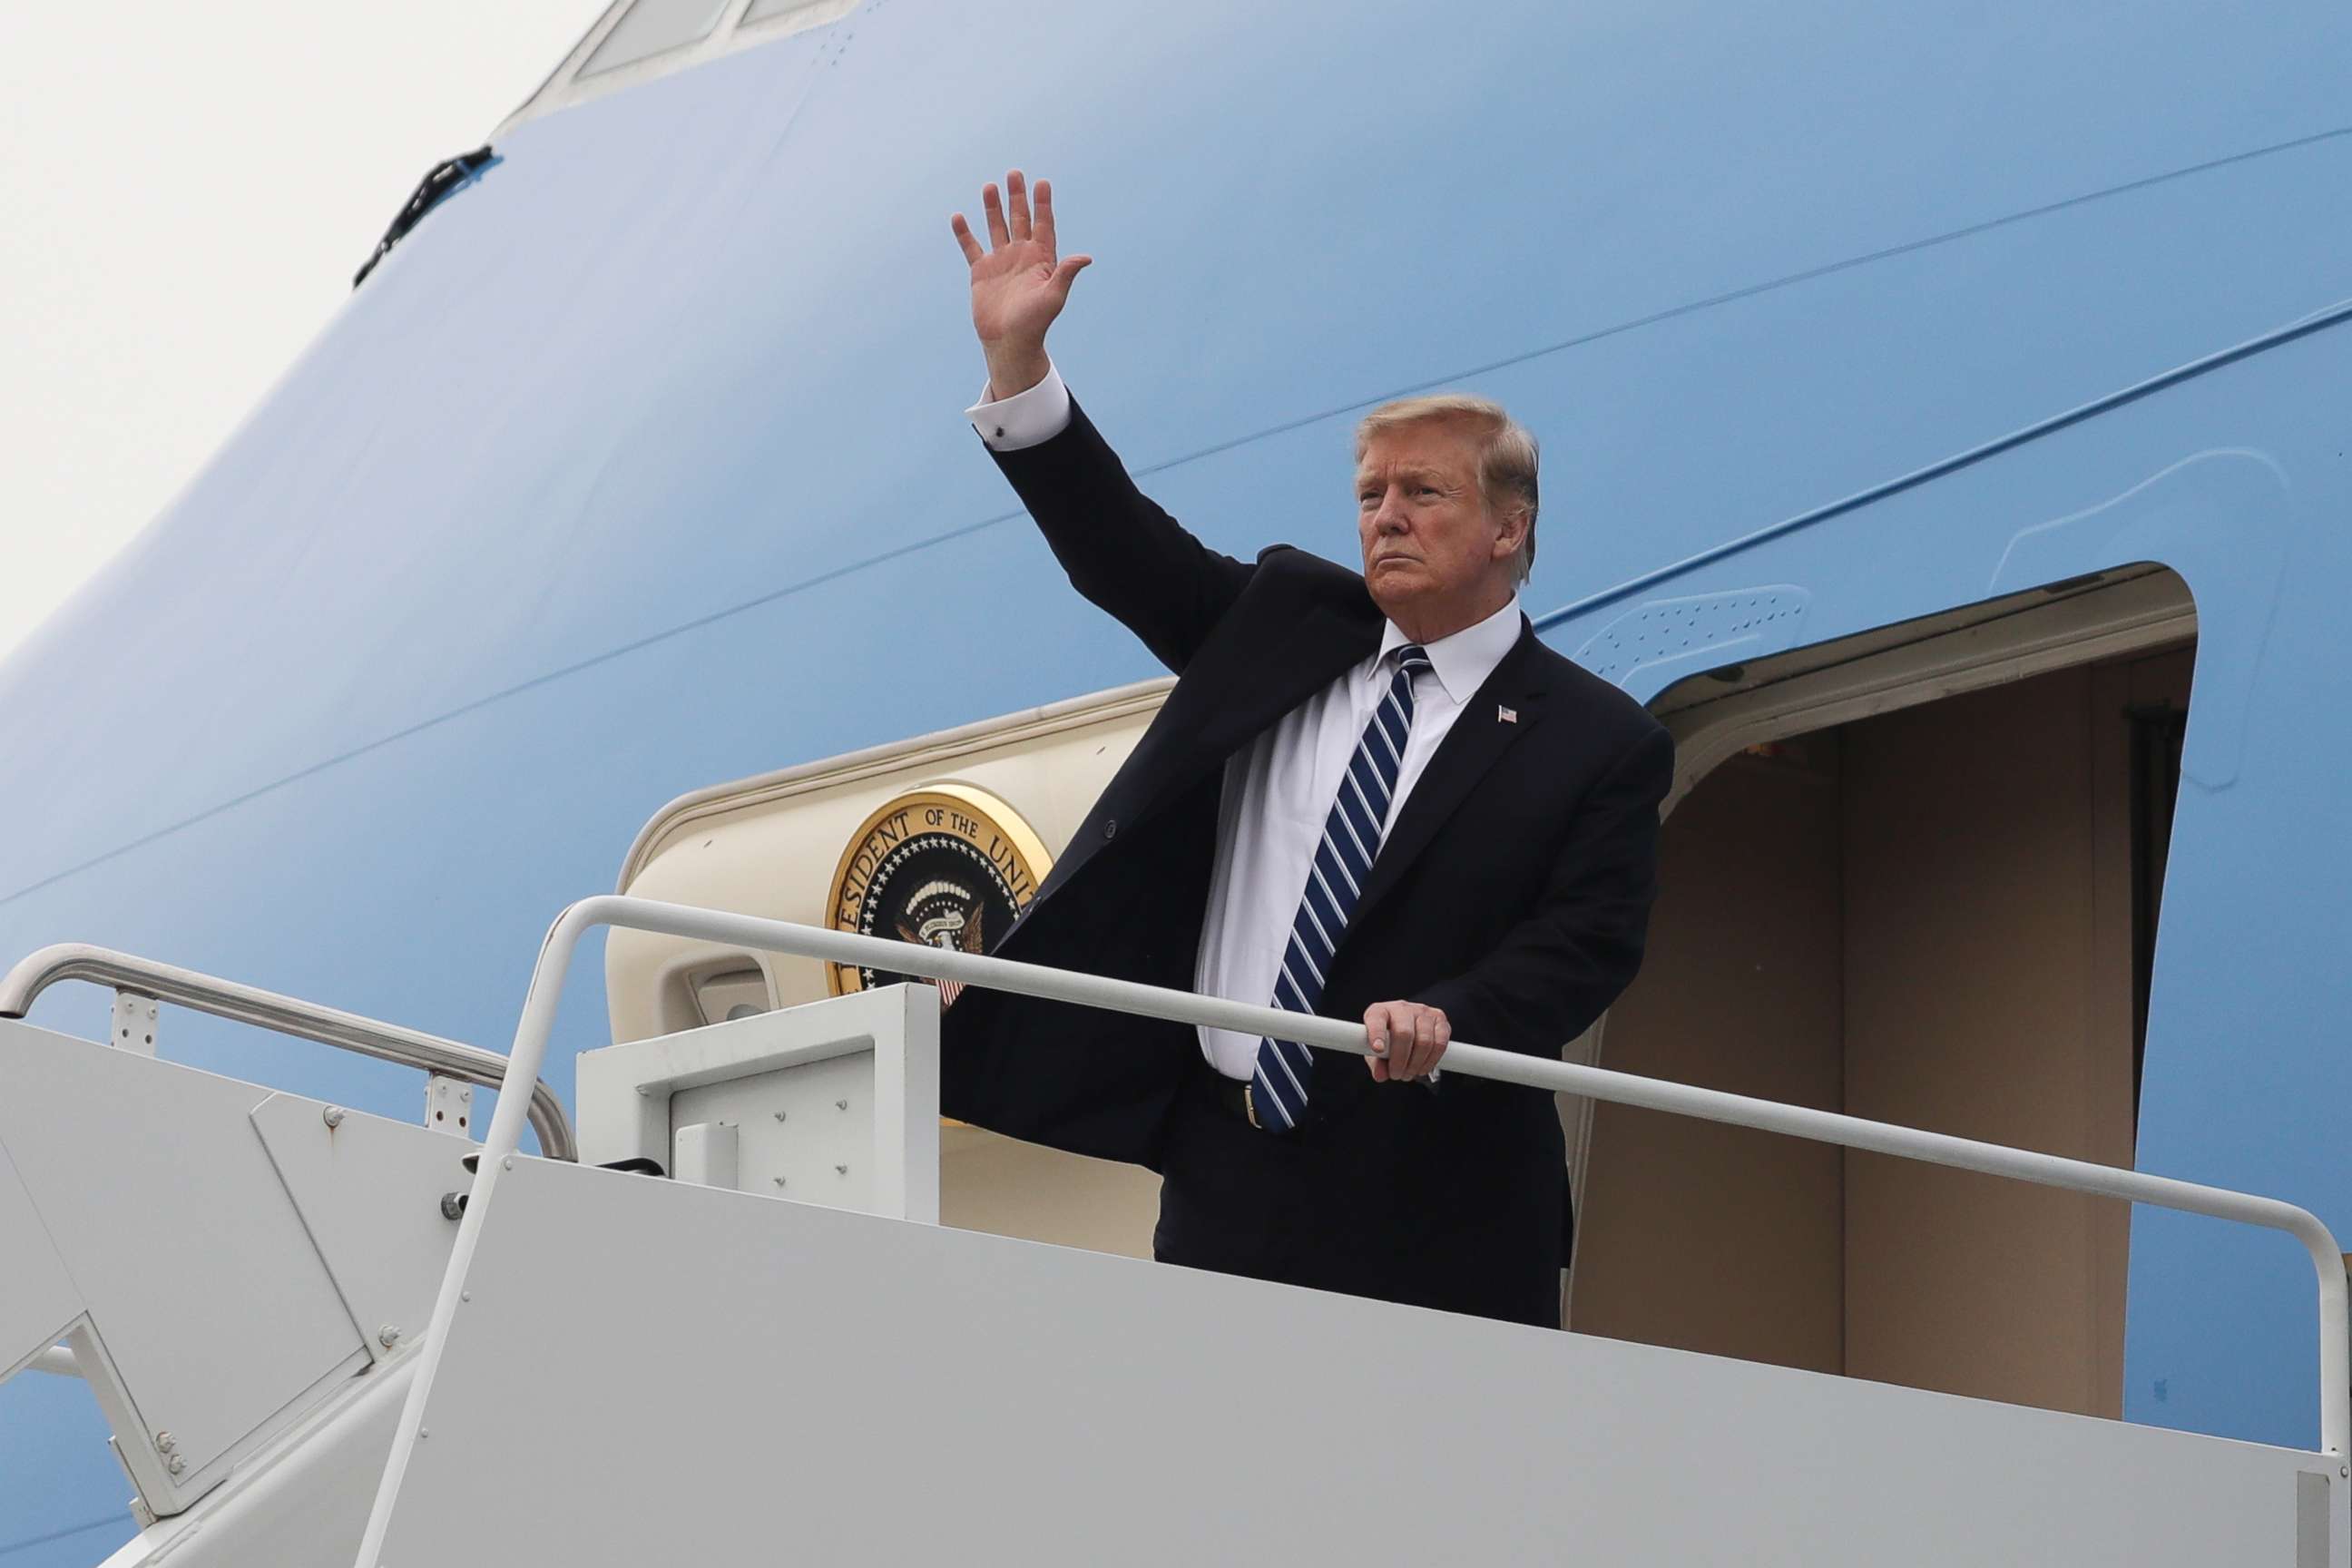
[426,1073,475,1140]
[110,991,157,1056]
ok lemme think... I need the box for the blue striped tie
[1250,643,1432,1132]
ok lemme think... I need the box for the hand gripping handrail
[0,943,578,1163]
[362,893,2349,1563]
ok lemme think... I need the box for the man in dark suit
[938,171,1673,1328]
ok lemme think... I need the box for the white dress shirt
[968,365,1522,1078]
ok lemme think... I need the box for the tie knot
[1394,643,1432,676]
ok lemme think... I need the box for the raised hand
[951,170,1092,400]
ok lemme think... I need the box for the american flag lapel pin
[1497,704,1518,724]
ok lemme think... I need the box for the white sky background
[0,1,611,663]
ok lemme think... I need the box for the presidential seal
[825,784,1052,1002]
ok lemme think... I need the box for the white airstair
[3,897,2345,1565]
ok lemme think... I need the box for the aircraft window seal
[743,0,829,23]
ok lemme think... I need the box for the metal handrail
[359,893,2349,1560]
[0,943,577,1163]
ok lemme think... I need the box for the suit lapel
[1038,592,1381,901]
[1125,597,1380,814]
[1348,623,1548,932]
[1194,600,1380,757]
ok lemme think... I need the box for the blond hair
[1354,393,1541,583]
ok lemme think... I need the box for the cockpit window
[580,0,731,76]
[500,0,853,135]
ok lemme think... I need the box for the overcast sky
[0,2,610,664]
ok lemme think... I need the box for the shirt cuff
[966,363,1072,452]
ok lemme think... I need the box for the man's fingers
[1357,1003,1448,1081]
[1005,169,1033,241]
[981,181,1011,248]
[949,212,983,265]
[1050,255,1092,297]
[1034,178,1058,254]
[1363,1003,1389,1077]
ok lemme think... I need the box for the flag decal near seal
[824,784,1053,1002]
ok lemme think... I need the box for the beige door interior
[1571,605,2192,1417]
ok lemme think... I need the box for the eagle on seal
[897,885,985,1004]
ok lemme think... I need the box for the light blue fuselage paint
[4,2,2350,1556]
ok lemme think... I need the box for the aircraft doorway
[1568,566,2193,1419]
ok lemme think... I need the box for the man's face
[1355,420,1519,630]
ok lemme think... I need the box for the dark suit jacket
[942,396,1673,1327]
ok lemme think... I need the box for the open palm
[952,171,1091,387]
